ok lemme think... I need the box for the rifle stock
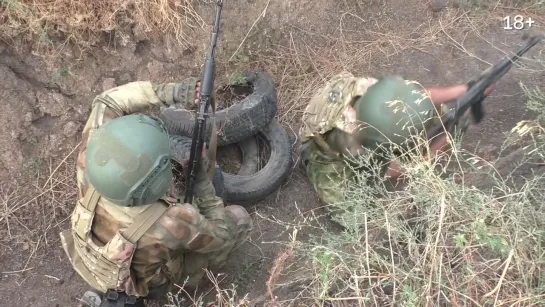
[184,0,223,204]
[427,34,544,145]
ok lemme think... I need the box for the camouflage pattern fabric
[300,72,378,143]
[299,72,377,206]
[303,105,457,206]
[303,143,356,206]
[59,81,252,298]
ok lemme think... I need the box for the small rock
[62,121,81,138]
[24,112,34,125]
[102,78,117,92]
[22,242,30,250]
[36,92,68,117]
[10,130,20,139]
[73,104,90,118]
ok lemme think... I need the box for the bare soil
[0,0,544,306]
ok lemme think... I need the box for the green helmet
[85,114,172,207]
[353,76,436,151]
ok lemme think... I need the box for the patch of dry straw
[0,0,205,52]
[0,146,78,274]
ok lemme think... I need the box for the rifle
[427,34,544,144]
[184,0,223,204]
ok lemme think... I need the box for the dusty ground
[0,0,544,306]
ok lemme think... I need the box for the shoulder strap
[122,202,169,244]
[81,186,101,212]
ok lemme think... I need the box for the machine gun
[427,34,544,143]
[184,0,223,204]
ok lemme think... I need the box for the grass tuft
[0,0,205,53]
[260,81,545,306]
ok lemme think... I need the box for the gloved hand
[173,77,201,110]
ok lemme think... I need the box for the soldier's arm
[84,79,200,131]
[154,134,228,254]
[425,85,468,107]
[424,84,493,106]
[154,203,230,253]
[92,81,185,119]
[193,173,226,225]
[81,81,189,137]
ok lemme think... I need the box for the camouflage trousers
[181,206,251,287]
[148,206,252,299]
[302,146,358,207]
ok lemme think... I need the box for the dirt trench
[0,0,544,306]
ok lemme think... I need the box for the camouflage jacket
[299,72,378,158]
[61,81,230,297]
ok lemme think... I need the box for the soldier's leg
[306,158,355,206]
[207,205,253,271]
[179,252,209,289]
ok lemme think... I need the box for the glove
[173,77,200,110]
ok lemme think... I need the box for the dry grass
[248,9,492,129]
[259,94,545,306]
[0,146,78,274]
[0,0,205,54]
[164,270,250,307]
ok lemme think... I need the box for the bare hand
[483,85,494,96]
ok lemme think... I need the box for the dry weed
[256,80,545,306]
[0,146,78,273]
[252,9,494,127]
[0,0,205,53]
[164,270,250,307]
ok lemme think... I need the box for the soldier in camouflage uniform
[59,79,252,307]
[300,72,494,207]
